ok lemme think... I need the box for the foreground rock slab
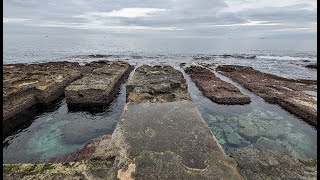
[126,65,190,103]
[185,66,251,104]
[105,65,243,179]
[217,65,317,127]
[107,101,243,180]
[65,61,132,108]
[232,148,317,180]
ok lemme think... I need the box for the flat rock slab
[232,148,317,180]
[185,66,251,105]
[126,65,191,103]
[3,62,82,119]
[107,101,244,180]
[217,65,317,127]
[65,61,132,107]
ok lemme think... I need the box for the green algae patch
[3,164,20,173]
[218,158,240,175]
[61,162,79,168]
[27,164,38,172]
[163,93,175,102]
[3,158,120,180]
[3,161,86,174]
[40,163,55,172]
[299,159,317,167]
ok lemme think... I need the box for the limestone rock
[184,66,251,105]
[232,148,317,180]
[217,65,317,127]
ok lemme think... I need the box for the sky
[3,0,317,39]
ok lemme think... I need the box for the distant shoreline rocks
[305,63,317,69]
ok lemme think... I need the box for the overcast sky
[3,0,317,39]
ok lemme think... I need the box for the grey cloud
[3,0,317,38]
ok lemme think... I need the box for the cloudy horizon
[3,0,317,39]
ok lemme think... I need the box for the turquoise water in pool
[180,67,317,159]
[3,82,127,164]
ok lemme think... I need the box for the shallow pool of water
[179,67,317,159]
[3,82,127,164]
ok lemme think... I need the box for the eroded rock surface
[217,65,317,127]
[185,66,251,104]
[3,62,79,120]
[3,158,116,180]
[107,101,244,180]
[232,148,317,180]
[3,62,82,137]
[126,65,190,103]
[3,61,111,137]
[65,61,133,108]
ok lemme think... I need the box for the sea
[3,32,317,164]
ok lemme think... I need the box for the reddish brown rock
[216,65,317,127]
[185,66,251,105]
[45,135,112,163]
[46,141,98,163]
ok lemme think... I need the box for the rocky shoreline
[65,61,133,111]
[216,65,317,128]
[3,61,317,179]
[184,65,251,105]
[3,61,117,137]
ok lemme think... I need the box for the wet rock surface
[3,62,79,120]
[232,148,317,180]
[45,135,112,163]
[3,61,111,137]
[126,65,190,103]
[65,61,133,108]
[108,101,244,179]
[185,66,251,104]
[216,65,317,127]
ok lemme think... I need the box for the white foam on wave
[257,55,317,61]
